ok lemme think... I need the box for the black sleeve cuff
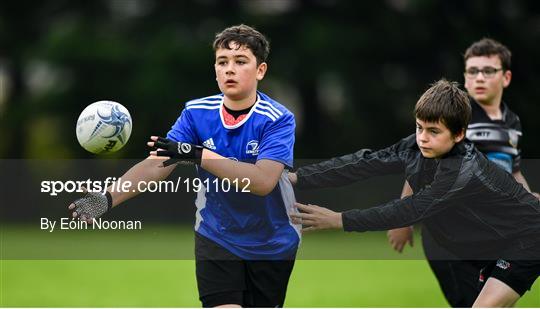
[341,209,367,232]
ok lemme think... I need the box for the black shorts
[477,241,540,296]
[195,232,296,308]
[422,228,484,307]
[479,259,540,296]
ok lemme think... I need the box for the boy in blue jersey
[68,25,299,307]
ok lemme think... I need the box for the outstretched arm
[108,156,177,206]
[68,155,176,222]
[294,135,415,190]
[292,157,472,233]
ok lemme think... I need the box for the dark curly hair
[213,24,270,65]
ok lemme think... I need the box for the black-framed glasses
[465,67,504,79]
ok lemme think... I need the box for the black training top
[466,99,522,173]
[296,134,540,259]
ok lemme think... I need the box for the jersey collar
[471,98,507,122]
[219,93,261,130]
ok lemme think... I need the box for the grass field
[1,225,539,307]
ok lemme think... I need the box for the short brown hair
[213,24,270,65]
[464,38,512,71]
[415,79,471,136]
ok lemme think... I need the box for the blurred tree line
[1,0,540,160]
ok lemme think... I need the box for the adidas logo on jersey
[203,138,216,150]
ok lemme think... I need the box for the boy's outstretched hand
[291,202,343,232]
[68,189,112,224]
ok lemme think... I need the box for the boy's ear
[256,62,267,81]
[454,129,466,143]
[503,70,512,88]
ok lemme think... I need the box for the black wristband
[162,146,204,167]
[341,209,368,232]
[194,145,204,160]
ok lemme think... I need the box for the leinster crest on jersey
[246,140,259,156]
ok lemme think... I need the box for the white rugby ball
[76,101,132,154]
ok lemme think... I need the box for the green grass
[1,225,539,307]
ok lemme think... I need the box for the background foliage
[2,0,540,159]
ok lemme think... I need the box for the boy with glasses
[386,38,539,307]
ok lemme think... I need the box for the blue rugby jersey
[166,91,300,260]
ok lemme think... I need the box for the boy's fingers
[289,212,303,219]
[156,150,171,157]
[68,203,75,210]
[302,226,317,233]
[153,141,168,149]
[290,212,315,220]
[301,219,316,226]
[295,203,316,212]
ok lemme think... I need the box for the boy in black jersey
[387,38,539,307]
[289,80,540,307]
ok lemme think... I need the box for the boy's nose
[418,132,429,143]
[475,73,486,82]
